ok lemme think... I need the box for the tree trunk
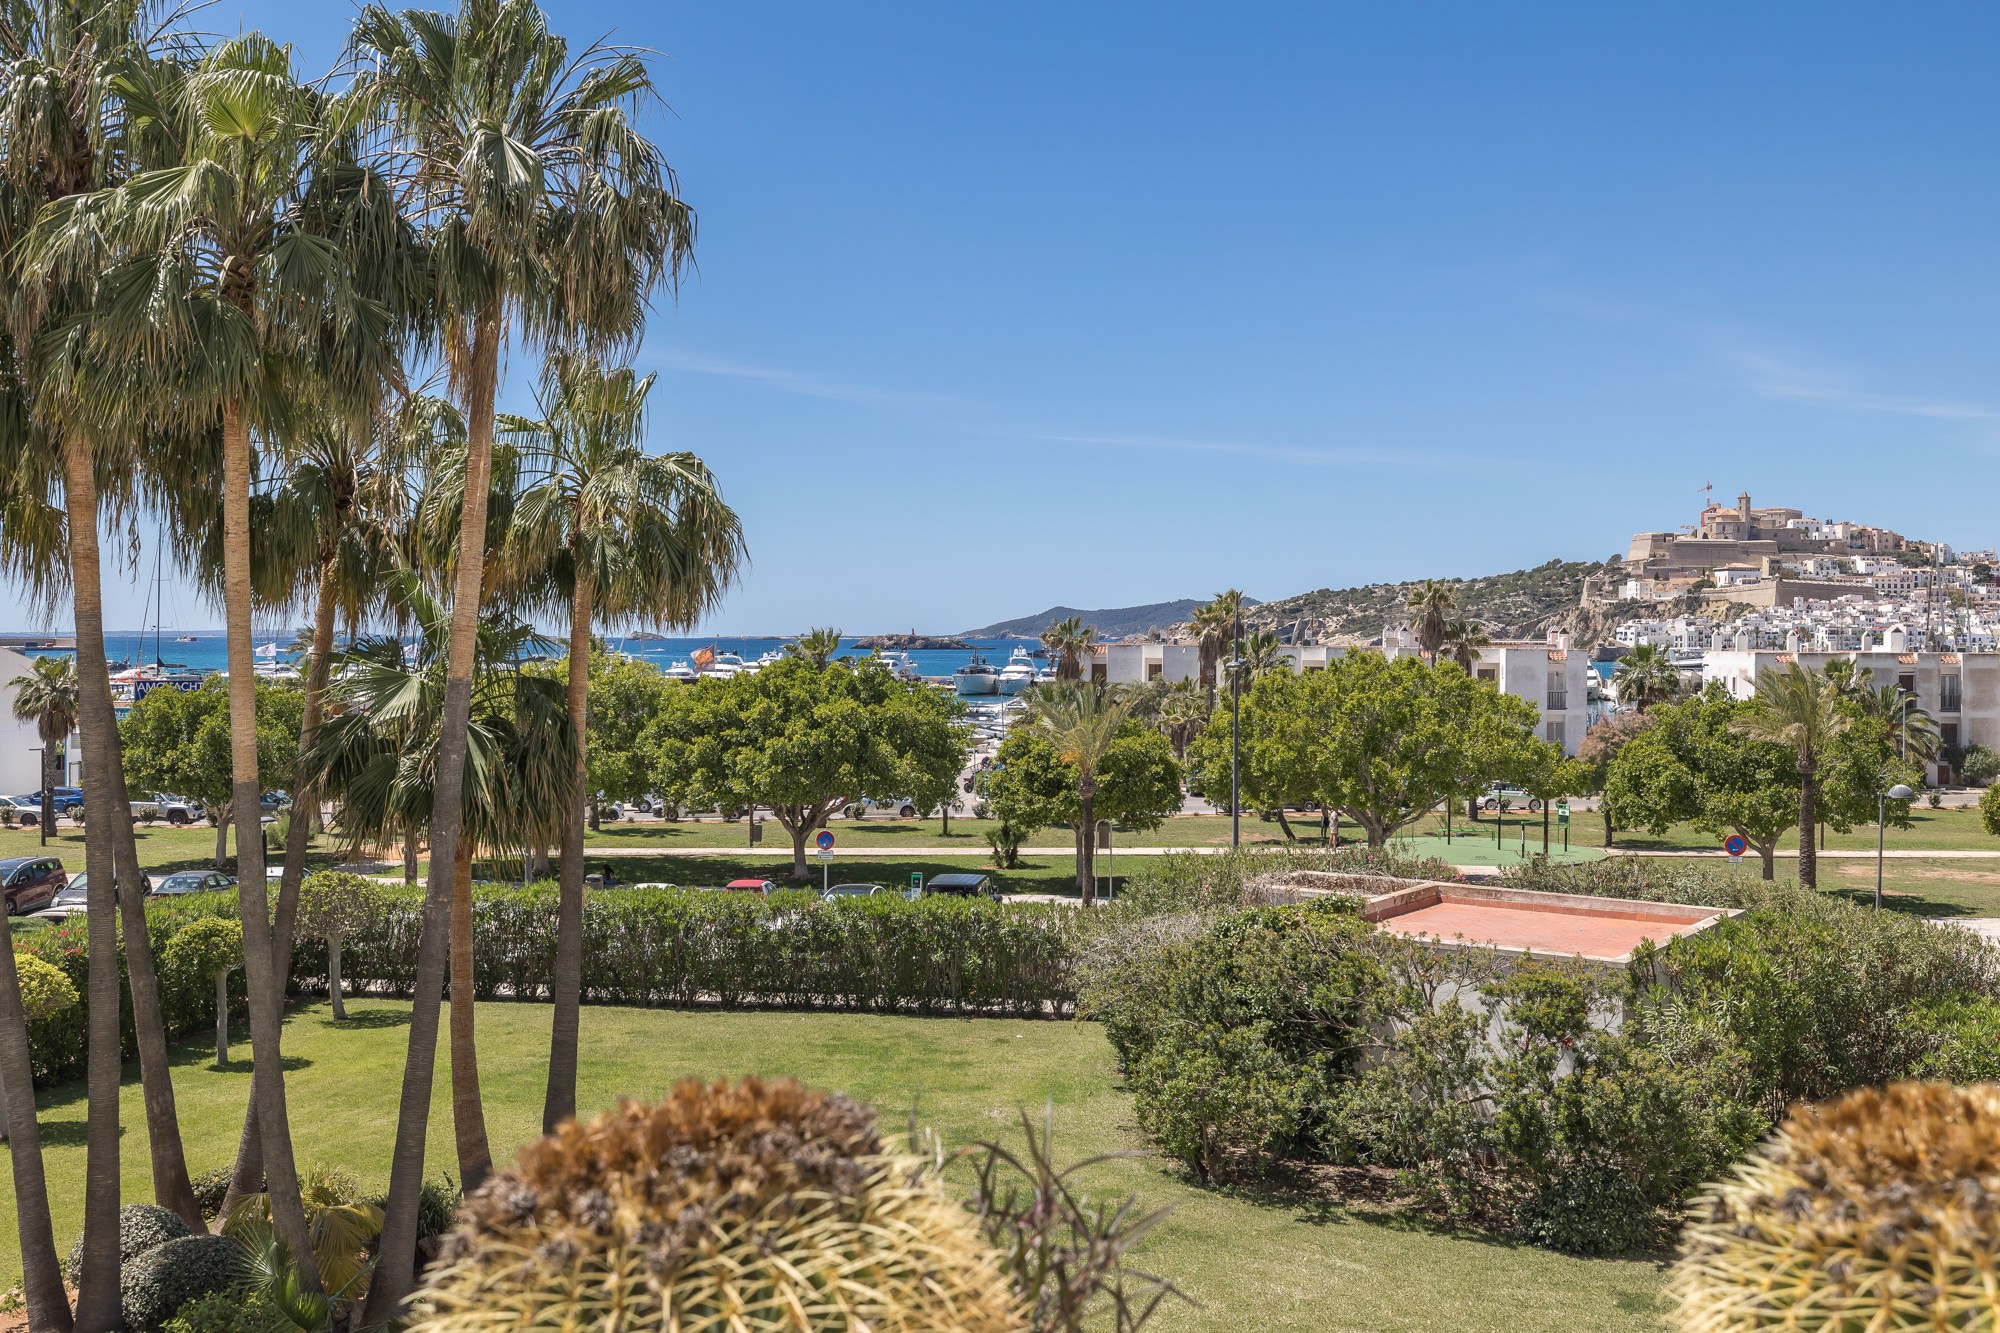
[367,311,504,1322]
[1542,804,1550,855]
[328,929,345,1021]
[449,837,491,1190]
[1759,845,1775,880]
[1077,777,1096,905]
[544,575,592,1133]
[1602,804,1613,848]
[215,972,229,1065]
[63,437,122,1333]
[220,400,319,1291]
[403,828,418,885]
[214,813,229,867]
[1797,756,1818,889]
[1273,808,1296,841]
[587,798,600,833]
[0,905,72,1331]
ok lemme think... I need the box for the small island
[850,632,971,650]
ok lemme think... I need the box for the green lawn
[1603,805,1998,854]
[2,1002,1671,1332]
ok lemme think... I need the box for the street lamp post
[28,746,44,847]
[1876,781,1915,910]
[1228,605,1243,849]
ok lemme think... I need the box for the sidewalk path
[572,844,2000,859]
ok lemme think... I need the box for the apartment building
[1700,648,1999,784]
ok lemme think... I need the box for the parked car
[259,790,292,813]
[126,793,207,826]
[0,856,66,914]
[152,870,236,896]
[1479,786,1543,812]
[0,797,46,827]
[39,870,155,918]
[25,788,83,815]
[911,872,1002,903]
[823,882,884,900]
[723,878,776,895]
[842,796,919,820]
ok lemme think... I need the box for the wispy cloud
[644,348,967,408]
[1729,349,2000,422]
[978,427,1481,471]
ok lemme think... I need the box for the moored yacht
[996,647,1037,695]
[953,652,1000,695]
[663,660,698,683]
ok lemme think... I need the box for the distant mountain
[961,600,1222,640]
[1234,559,1613,643]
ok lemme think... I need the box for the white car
[1479,786,1544,812]
[842,797,919,820]
[0,797,43,827]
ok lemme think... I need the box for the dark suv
[0,856,66,914]
[915,872,1003,902]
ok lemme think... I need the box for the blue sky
[32,3,2000,633]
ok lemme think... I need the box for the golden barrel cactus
[407,1077,1021,1333]
[1672,1081,2000,1332]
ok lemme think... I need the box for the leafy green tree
[10,654,76,835]
[646,657,963,880]
[119,680,304,866]
[1186,670,1319,838]
[1730,664,1850,889]
[976,711,1183,896]
[1605,688,1796,879]
[1578,713,1652,847]
[1199,654,1545,847]
[1981,784,2000,838]
[162,918,243,1065]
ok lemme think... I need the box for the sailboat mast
[152,543,163,669]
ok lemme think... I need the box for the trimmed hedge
[18,894,247,1086]
[289,884,1081,1017]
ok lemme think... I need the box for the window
[1146,663,1162,681]
[1477,667,1497,683]
[1090,662,1107,682]
[1544,719,1566,747]
[1941,673,1961,713]
[1898,672,1916,694]
[1545,670,1567,711]
[1942,722,1960,749]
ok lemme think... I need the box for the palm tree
[347,5,694,1309]
[0,0,213,1309]
[1190,590,1241,710]
[10,654,76,838]
[35,33,418,1282]
[1443,618,1491,672]
[1155,679,1207,762]
[1404,579,1457,662]
[1039,615,1095,683]
[495,352,740,1134]
[1731,663,1849,889]
[1613,643,1683,711]
[1225,629,1286,689]
[304,577,576,1193]
[1027,683,1131,905]
[784,626,842,669]
[1829,661,1942,763]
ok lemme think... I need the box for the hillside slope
[962,599,1213,640]
[1231,559,1612,643]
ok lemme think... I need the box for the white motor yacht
[702,651,750,679]
[954,653,1000,695]
[663,660,698,683]
[877,649,921,682]
[996,647,1037,695]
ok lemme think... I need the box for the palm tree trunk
[224,558,341,1216]
[0,907,72,1331]
[1077,777,1096,905]
[544,574,592,1132]
[62,438,122,1333]
[220,400,320,1290]
[449,837,491,1190]
[404,828,418,884]
[365,308,503,1325]
[214,813,229,867]
[1797,756,1817,889]
[215,972,229,1065]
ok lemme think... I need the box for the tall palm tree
[494,352,740,1134]
[347,5,694,1310]
[1731,663,1849,889]
[1225,629,1285,688]
[1190,590,1241,710]
[303,577,576,1192]
[0,0,210,1311]
[36,33,413,1281]
[1039,615,1095,683]
[1444,618,1491,672]
[1027,683,1131,905]
[1829,661,1942,762]
[1405,579,1457,662]
[1613,643,1683,711]
[1155,679,1207,762]
[784,626,842,669]
[10,654,76,837]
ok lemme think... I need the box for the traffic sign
[1555,801,1570,826]
[816,847,834,863]
[909,872,923,891]
[815,830,835,851]
[1724,834,1747,859]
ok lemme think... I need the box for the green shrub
[1910,996,2000,1082]
[1959,743,2000,787]
[64,1202,192,1283]
[1983,782,2000,836]
[160,1290,272,1333]
[190,1167,235,1221]
[122,1234,245,1332]
[1129,1021,1309,1180]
